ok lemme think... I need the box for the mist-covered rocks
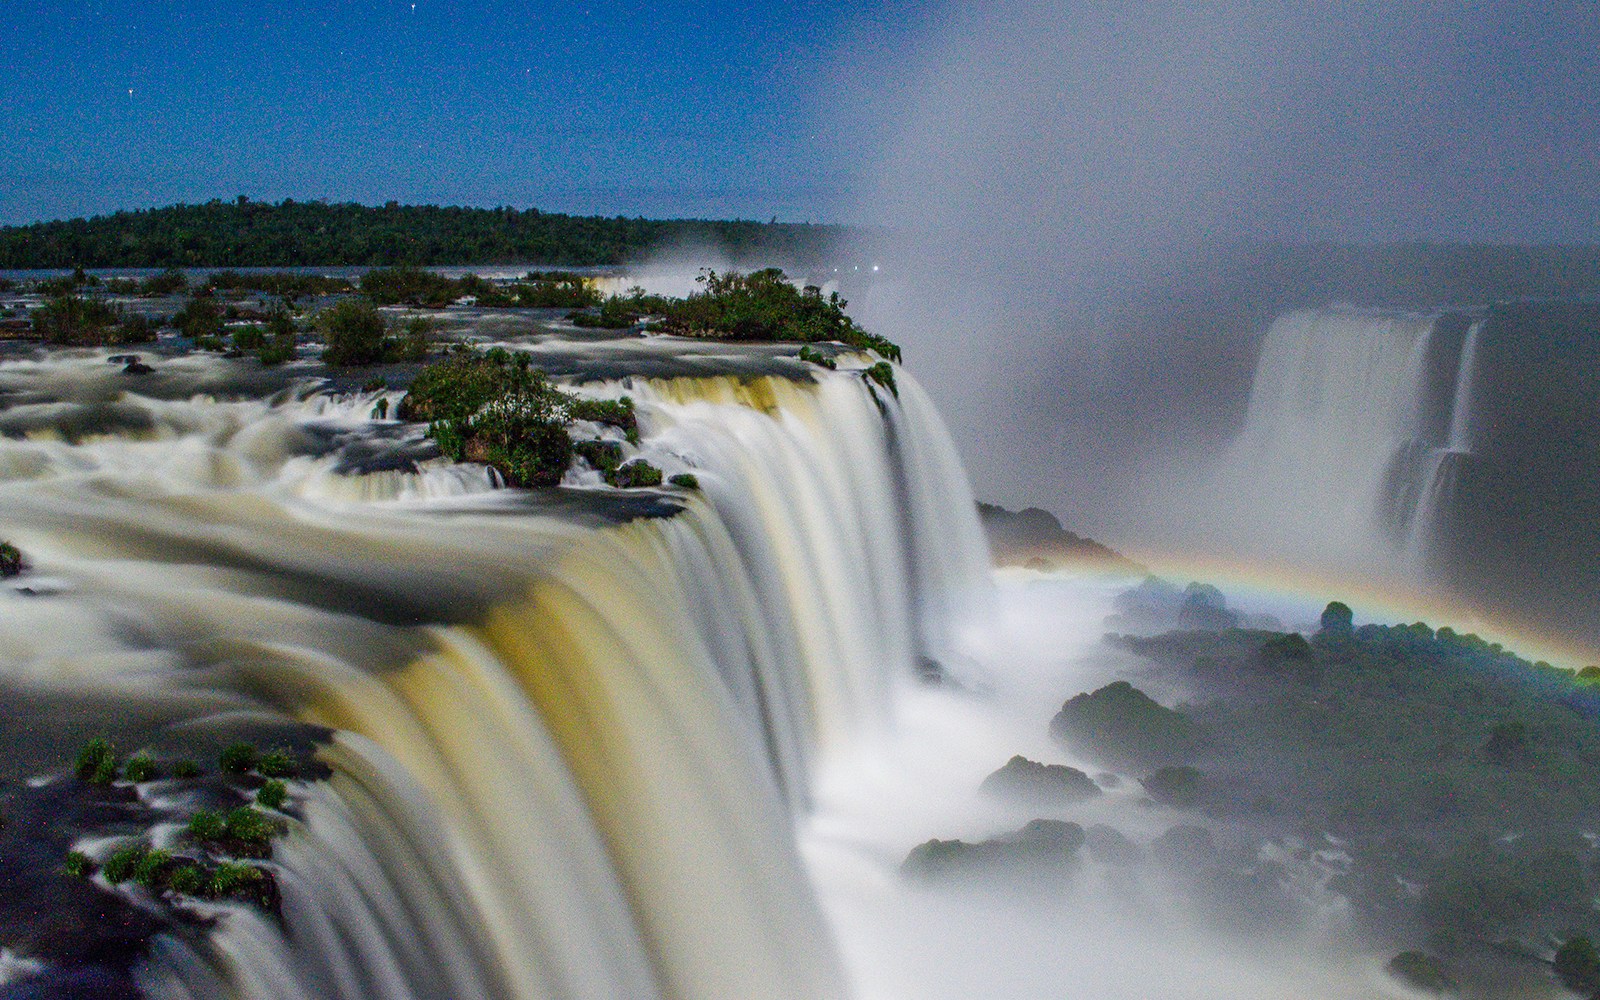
[1048,680,1199,772]
[978,755,1101,804]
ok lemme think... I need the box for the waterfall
[1193,307,1485,577]
[0,350,991,1000]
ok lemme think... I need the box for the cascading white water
[1404,319,1482,565]
[1183,307,1484,580]
[0,346,993,1000]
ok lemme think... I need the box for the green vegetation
[32,294,126,345]
[256,780,288,810]
[257,307,298,364]
[62,850,94,878]
[0,199,848,268]
[140,268,188,296]
[101,845,146,884]
[864,360,898,396]
[223,806,276,846]
[1320,600,1354,635]
[400,349,575,487]
[573,439,623,474]
[1048,680,1199,772]
[796,344,837,369]
[257,747,299,778]
[1106,614,1600,959]
[567,396,638,442]
[172,759,201,779]
[205,269,351,299]
[1385,952,1455,994]
[166,864,207,895]
[186,810,225,841]
[607,459,662,489]
[656,269,900,361]
[207,861,267,902]
[173,295,223,341]
[0,541,24,577]
[668,473,700,490]
[131,849,172,888]
[317,298,389,365]
[122,753,158,782]
[219,741,257,775]
[74,737,118,784]
[1555,935,1600,994]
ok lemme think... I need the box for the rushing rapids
[0,341,991,999]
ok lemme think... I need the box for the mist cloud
[828,3,1600,534]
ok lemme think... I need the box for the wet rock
[979,755,1101,804]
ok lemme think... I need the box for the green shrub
[657,269,900,360]
[0,541,24,577]
[172,759,201,779]
[797,345,837,369]
[33,294,122,345]
[224,806,276,845]
[231,325,266,350]
[318,298,389,365]
[187,809,226,841]
[219,741,257,774]
[207,861,264,898]
[140,268,188,296]
[174,295,224,341]
[102,845,147,884]
[256,780,288,810]
[514,273,599,309]
[360,266,460,307]
[573,439,623,473]
[607,459,663,489]
[1555,936,1600,994]
[63,850,95,877]
[123,753,159,782]
[668,473,699,490]
[396,316,436,361]
[567,396,637,441]
[131,849,171,888]
[167,864,207,895]
[1320,601,1354,635]
[116,313,157,344]
[257,747,299,778]
[75,737,115,783]
[864,361,897,396]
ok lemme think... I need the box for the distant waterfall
[1196,307,1484,575]
[0,352,992,1000]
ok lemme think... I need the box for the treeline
[0,198,853,269]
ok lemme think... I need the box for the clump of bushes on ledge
[401,348,655,489]
[317,298,431,365]
[655,268,900,362]
[607,459,662,489]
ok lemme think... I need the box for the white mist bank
[802,568,1402,1000]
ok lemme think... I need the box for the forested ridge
[0,199,852,269]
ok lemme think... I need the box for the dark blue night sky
[2,1,924,225]
[5,2,1598,242]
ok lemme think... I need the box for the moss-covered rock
[1049,681,1199,772]
[607,459,663,489]
[1385,951,1455,994]
[1142,765,1204,807]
